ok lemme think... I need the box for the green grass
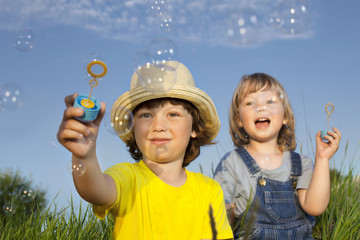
[1,143,359,239]
[0,198,114,240]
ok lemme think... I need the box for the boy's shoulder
[104,161,148,177]
[186,170,221,188]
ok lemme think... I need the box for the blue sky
[1,0,359,210]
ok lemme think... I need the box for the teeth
[258,118,267,122]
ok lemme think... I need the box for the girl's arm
[297,127,341,216]
[57,94,117,207]
[226,203,236,227]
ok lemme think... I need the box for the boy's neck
[144,159,187,187]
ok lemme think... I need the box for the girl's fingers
[327,128,341,143]
[331,127,342,140]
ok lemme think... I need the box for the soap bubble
[252,90,284,115]
[133,50,154,72]
[269,0,310,35]
[14,28,35,52]
[133,39,179,93]
[2,203,16,216]
[160,15,174,32]
[49,139,60,150]
[226,9,262,46]
[105,105,134,136]
[68,160,86,177]
[82,54,107,83]
[147,0,168,16]
[145,38,179,67]
[133,50,177,93]
[0,99,4,112]
[18,186,36,203]
[0,83,24,111]
[258,155,272,168]
[139,62,177,93]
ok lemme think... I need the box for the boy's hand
[57,93,106,159]
[315,127,341,161]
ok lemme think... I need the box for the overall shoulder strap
[290,151,302,176]
[235,147,261,175]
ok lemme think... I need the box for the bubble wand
[74,60,107,122]
[321,103,334,141]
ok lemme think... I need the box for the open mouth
[255,118,270,128]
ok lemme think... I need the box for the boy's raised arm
[57,93,117,207]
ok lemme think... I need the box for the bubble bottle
[321,103,334,142]
[74,58,107,122]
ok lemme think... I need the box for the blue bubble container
[74,94,100,122]
[321,130,332,143]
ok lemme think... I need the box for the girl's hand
[315,127,341,161]
[56,93,106,159]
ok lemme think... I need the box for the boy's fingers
[64,119,91,136]
[58,117,91,140]
[62,107,84,121]
[57,128,84,142]
[93,102,106,126]
[64,93,78,108]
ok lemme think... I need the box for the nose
[254,104,268,112]
[151,115,167,132]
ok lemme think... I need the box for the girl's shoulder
[288,151,313,168]
[217,149,248,168]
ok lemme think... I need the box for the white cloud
[0,0,316,48]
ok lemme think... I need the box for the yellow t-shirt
[93,160,233,240]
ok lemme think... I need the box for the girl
[214,73,341,239]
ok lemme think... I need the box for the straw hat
[111,61,220,143]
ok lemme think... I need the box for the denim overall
[234,147,315,240]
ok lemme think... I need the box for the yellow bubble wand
[80,60,107,109]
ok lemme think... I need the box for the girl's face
[238,88,287,144]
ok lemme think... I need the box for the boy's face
[238,88,287,143]
[133,101,197,164]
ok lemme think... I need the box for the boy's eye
[139,113,151,118]
[168,112,180,117]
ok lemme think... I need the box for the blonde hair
[229,73,296,151]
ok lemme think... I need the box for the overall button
[259,178,266,186]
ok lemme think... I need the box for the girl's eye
[246,102,254,106]
[267,96,279,104]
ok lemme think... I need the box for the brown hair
[126,98,215,167]
[229,73,296,151]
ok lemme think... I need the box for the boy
[57,61,233,239]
